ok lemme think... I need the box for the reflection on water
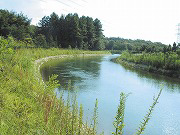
[119,62,180,93]
[41,56,102,89]
[41,55,180,135]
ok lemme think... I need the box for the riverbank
[112,55,180,79]
[1,43,110,134]
[35,53,109,71]
[35,53,110,83]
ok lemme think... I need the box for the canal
[41,54,180,135]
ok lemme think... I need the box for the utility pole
[177,23,180,45]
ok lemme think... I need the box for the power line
[39,0,71,8]
[67,0,83,7]
[54,0,72,7]
[55,0,83,12]
[177,23,180,44]
[80,0,88,3]
[39,0,72,14]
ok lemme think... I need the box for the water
[41,54,180,135]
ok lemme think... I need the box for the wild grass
[114,51,180,77]
[112,89,162,135]
[0,37,109,135]
[0,37,162,135]
[135,88,162,135]
[118,51,180,70]
[112,93,127,135]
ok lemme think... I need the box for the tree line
[104,37,170,53]
[0,9,105,50]
[1,9,179,52]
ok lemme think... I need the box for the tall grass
[1,37,162,135]
[114,51,180,77]
[112,93,127,135]
[119,51,180,70]
[112,89,162,135]
[135,88,162,135]
[0,37,109,135]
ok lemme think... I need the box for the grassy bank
[113,51,180,78]
[1,37,163,135]
[0,37,109,134]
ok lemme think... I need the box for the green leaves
[0,36,14,54]
[112,92,129,135]
[0,39,109,135]
[45,74,60,95]
[0,9,31,40]
[38,12,104,50]
[112,90,162,135]
[118,51,180,74]
[135,88,162,135]
[93,99,98,134]
[105,38,166,52]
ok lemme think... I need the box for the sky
[0,0,180,45]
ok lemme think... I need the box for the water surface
[41,55,180,135]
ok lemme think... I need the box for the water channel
[41,54,180,135]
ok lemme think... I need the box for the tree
[36,12,105,50]
[0,9,31,40]
[29,25,37,38]
[140,45,146,52]
[94,18,103,39]
[93,18,105,50]
[38,16,50,42]
[167,44,172,52]
[106,40,114,50]
[163,46,167,54]
[172,42,177,52]
[34,34,47,48]
[86,17,95,50]
[70,13,81,48]
[105,37,166,53]
[79,16,88,49]
[94,39,105,50]
[58,15,66,48]
[49,12,59,47]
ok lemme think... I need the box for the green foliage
[24,37,34,47]
[0,37,109,135]
[38,13,104,50]
[0,9,31,40]
[118,51,180,72]
[135,89,162,135]
[1,37,163,135]
[45,74,60,95]
[112,93,128,135]
[78,104,84,135]
[92,99,98,135]
[105,38,166,53]
[177,49,180,56]
[0,36,15,54]
[0,9,105,50]
[34,34,47,48]
[112,90,162,135]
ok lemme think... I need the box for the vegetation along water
[1,9,180,135]
[41,54,180,135]
[113,50,180,78]
[0,36,110,134]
